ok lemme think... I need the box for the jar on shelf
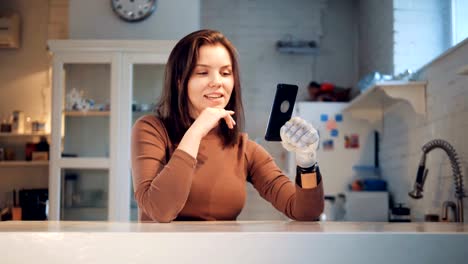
[11,110,25,133]
[32,120,46,133]
[24,116,32,134]
[0,117,12,133]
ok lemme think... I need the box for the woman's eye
[222,71,232,76]
[196,72,207,75]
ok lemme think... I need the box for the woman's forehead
[196,44,231,63]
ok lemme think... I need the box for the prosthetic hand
[280,117,319,168]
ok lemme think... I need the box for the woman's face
[187,44,234,118]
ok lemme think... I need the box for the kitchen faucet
[408,139,466,222]
[441,201,457,222]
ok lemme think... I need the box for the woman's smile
[204,92,225,103]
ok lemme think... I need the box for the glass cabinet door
[63,63,111,221]
[130,63,165,221]
[51,62,112,221]
[61,168,108,220]
[62,63,111,158]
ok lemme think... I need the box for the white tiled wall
[201,0,359,219]
[358,0,394,78]
[202,0,358,163]
[381,40,468,221]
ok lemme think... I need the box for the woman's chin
[206,102,227,109]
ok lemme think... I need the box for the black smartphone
[264,83,298,141]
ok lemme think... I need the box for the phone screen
[264,83,298,141]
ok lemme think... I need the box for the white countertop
[1,221,467,264]
[1,220,468,233]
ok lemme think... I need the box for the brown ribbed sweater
[131,115,324,222]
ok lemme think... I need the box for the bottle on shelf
[32,136,49,160]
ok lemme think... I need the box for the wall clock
[111,0,157,22]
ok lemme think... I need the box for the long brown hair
[155,29,244,147]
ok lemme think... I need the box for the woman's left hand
[280,117,319,168]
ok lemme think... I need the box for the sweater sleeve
[246,140,324,221]
[131,116,197,222]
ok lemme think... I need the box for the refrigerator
[287,102,388,221]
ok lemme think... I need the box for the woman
[131,29,324,222]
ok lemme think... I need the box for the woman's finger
[221,109,235,129]
[230,114,236,125]
[222,111,236,129]
[226,115,235,129]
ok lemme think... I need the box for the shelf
[57,157,110,169]
[456,64,468,75]
[0,132,49,137]
[0,160,49,167]
[277,47,318,55]
[64,111,110,117]
[343,81,427,123]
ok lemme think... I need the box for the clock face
[111,0,157,22]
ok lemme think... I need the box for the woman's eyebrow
[195,64,232,68]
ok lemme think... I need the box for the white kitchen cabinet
[47,40,176,221]
[343,81,427,123]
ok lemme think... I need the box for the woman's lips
[204,93,224,102]
[204,93,223,98]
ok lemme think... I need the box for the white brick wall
[358,0,394,78]
[381,40,468,222]
[202,0,358,154]
[202,0,359,220]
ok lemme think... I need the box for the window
[451,0,468,45]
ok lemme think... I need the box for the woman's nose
[209,73,222,87]
[212,80,222,87]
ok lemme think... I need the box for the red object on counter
[351,180,363,191]
[320,82,335,92]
